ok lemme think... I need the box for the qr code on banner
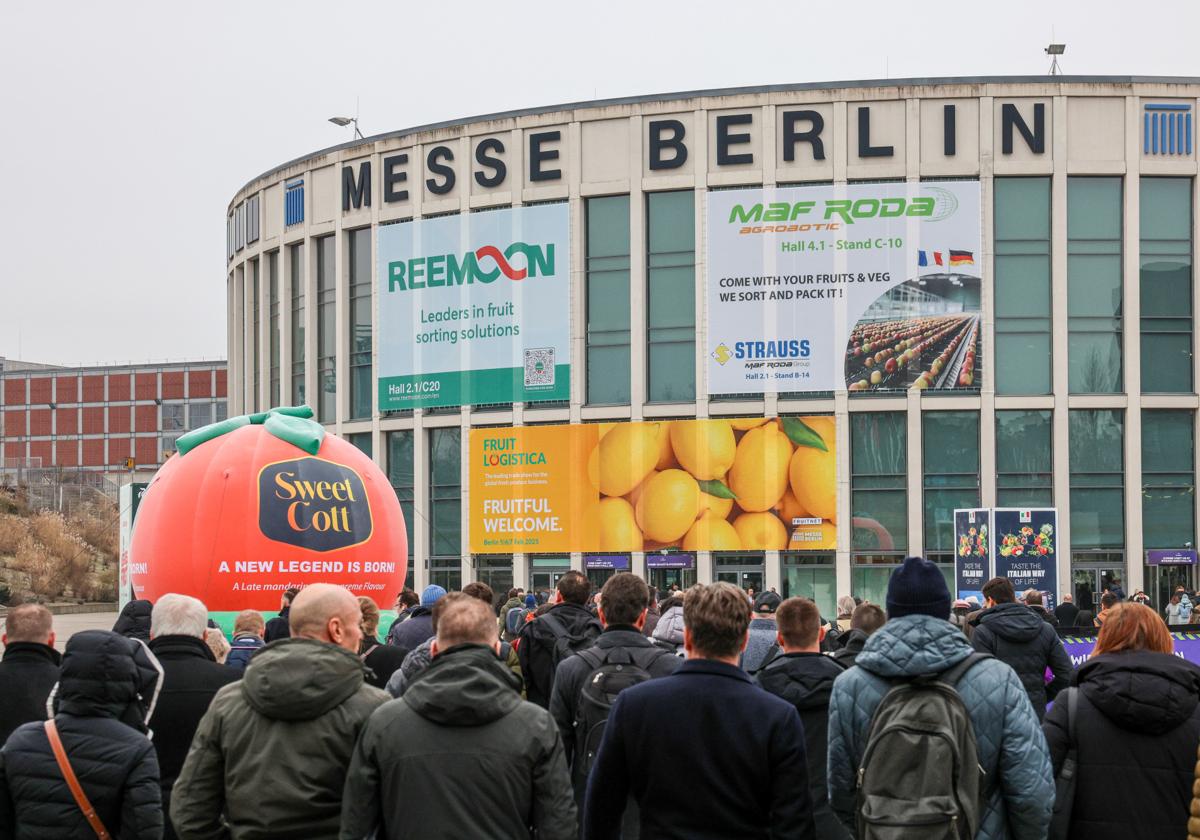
[524,348,555,387]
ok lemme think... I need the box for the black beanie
[886,556,951,620]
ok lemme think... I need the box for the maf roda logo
[258,457,372,551]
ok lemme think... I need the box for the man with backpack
[505,593,538,642]
[549,573,680,820]
[827,556,1053,840]
[755,597,850,840]
[517,571,602,708]
[583,581,814,839]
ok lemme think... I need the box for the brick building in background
[0,357,228,478]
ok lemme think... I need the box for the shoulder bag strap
[43,720,111,840]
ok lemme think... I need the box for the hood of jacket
[544,602,600,632]
[757,653,845,712]
[241,637,367,721]
[856,614,974,678]
[403,643,521,726]
[112,599,153,641]
[972,601,1045,643]
[53,629,163,729]
[1077,650,1200,735]
[148,633,217,662]
[836,628,869,653]
[652,605,685,645]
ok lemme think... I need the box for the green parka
[340,643,575,840]
[170,638,389,839]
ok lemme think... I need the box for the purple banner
[1061,633,1200,668]
[646,553,695,570]
[584,554,630,570]
[1146,549,1198,566]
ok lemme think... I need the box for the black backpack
[571,645,669,784]
[535,610,602,669]
[856,652,990,840]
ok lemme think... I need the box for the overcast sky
[1,0,1197,367]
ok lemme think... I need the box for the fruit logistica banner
[469,417,837,553]
[377,203,570,410]
[706,180,982,394]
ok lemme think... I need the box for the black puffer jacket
[113,599,153,641]
[147,634,239,840]
[0,642,60,745]
[755,653,851,840]
[517,603,601,708]
[1044,651,1200,840]
[970,601,1073,719]
[830,629,869,668]
[0,629,163,839]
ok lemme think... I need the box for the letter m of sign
[342,161,372,211]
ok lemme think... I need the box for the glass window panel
[1068,178,1122,240]
[316,236,336,423]
[587,196,631,405]
[268,252,281,407]
[387,431,415,560]
[994,333,1052,394]
[923,412,980,552]
[1141,177,1192,239]
[189,402,212,429]
[994,178,1051,241]
[161,403,185,431]
[1068,178,1123,394]
[1142,410,1196,549]
[289,243,305,406]
[1067,332,1122,394]
[1140,178,1193,393]
[429,428,461,557]
[994,255,1051,317]
[349,228,373,419]
[1069,409,1125,548]
[852,413,906,476]
[994,178,1052,396]
[647,191,695,402]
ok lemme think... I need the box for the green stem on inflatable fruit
[174,405,325,457]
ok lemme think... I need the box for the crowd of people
[1,557,1199,838]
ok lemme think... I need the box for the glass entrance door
[1071,566,1125,613]
[715,569,764,599]
[1148,563,1197,621]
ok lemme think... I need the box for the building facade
[225,76,1200,617]
[1,358,228,480]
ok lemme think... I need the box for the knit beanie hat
[524,593,537,609]
[886,556,951,619]
[421,584,447,607]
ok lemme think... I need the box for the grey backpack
[856,652,989,840]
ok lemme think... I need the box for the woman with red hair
[1044,602,1200,839]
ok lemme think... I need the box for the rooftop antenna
[1045,31,1065,75]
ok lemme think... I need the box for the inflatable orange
[127,406,407,614]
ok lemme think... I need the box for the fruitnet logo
[258,457,372,552]
[387,242,555,291]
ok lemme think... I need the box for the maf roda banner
[993,507,1059,610]
[470,417,837,553]
[377,203,570,410]
[953,508,991,602]
[706,180,981,394]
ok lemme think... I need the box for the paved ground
[52,611,119,651]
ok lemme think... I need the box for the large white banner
[706,181,981,394]
[377,204,570,410]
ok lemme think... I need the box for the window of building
[475,556,514,607]
[214,401,228,422]
[922,411,980,553]
[251,258,260,413]
[1068,178,1123,393]
[387,430,416,587]
[161,403,185,431]
[430,428,462,584]
[316,236,336,423]
[189,402,212,429]
[996,409,1053,507]
[586,195,631,405]
[289,243,305,406]
[161,434,181,458]
[1142,410,1195,549]
[781,553,836,618]
[268,251,281,408]
[851,412,907,553]
[994,178,1052,394]
[1069,409,1125,548]
[349,228,373,420]
[647,191,695,403]
[347,431,372,460]
[1140,178,1193,393]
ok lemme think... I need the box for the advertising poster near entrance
[118,481,149,610]
[953,508,991,602]
[992,508,1059,611]
[705,180,982,394]
[377,203,570,410]
[1062,633,1200,669]
[469,417,837,553]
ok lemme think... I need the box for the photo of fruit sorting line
[844,275,982,392]
[590,417,836,552]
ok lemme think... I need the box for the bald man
[342,593,576,840]
[0,604,60,744]
[172,585,389,840]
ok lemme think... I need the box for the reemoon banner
[376,204,570,410]
[705,180,982,394]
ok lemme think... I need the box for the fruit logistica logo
[387,242,555,292]
[480,436,548,467]
[258,457,373,552]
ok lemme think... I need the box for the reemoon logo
[387,242,556,291]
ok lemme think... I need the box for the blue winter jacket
[225,635,265,673]
[827,614,1053,840]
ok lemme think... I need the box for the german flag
[949,250,974,266]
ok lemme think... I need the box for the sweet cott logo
[387,242,555,291]
[258,457,373,551]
